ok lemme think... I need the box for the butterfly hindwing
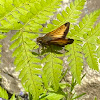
[48,38,74,46]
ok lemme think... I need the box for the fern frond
[43,0,86,32]
[42,52,63,91]
[0,86,8,99]
[68,9,100,39]
[10,32,42,100]
[66,10,100,83]
[82,23,100,70]
[83,43,98,70]
[0,0,42,32]
[65,40,83,83]
[7,0,63,99]
[83,23,100,44]
[0,0,62,32]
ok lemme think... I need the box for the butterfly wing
[48,38,74,46]
[42,22,70,42]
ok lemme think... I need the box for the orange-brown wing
[48,38,74,46]
[43,22,70,42]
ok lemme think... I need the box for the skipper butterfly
[37,22,74,46]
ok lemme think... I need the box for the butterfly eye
[39,40,42,43]
[37,37,43,43]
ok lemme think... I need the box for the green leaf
[0,86,8,99]
[10,31,21,41]
[0,0,100,99]
[65,40,83,84]
[84,23,100,44]
[43,0,86,32]
[9,38,22,49]
[10,94,16,100]
[0,34,6,39]
[42,52,63,91]
[8,1,63,98]
[46,92,64,100]
[83,43,98,71]
[68,9,100,39]
[94,97,97,100]
[73,93,86,99]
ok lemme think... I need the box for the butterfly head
[37,37,43,44]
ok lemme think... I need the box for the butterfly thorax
[37,36,48,45]
[37,35,53,44]
[37,37,43,44]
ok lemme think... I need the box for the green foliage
[0,86,16,100]
[0,0,63,99]
[0,0,62,32]
[68,10,100,39]
[94,97,97,100]
[0,86,8,99]
[65,40,83,83]
[0,0,100,99]
[39,76,86,100]
[10,94,16,100]
[43,0,86,32]
[66,10,100,83]
[83,22,100,70]
[41,46,63,91]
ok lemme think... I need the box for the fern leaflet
[65,40,83,83]
[0,86,8,99]
[68,10,100,39]
[82,22,100,70]
[10,94,16,100]
[42,50,63,91]
[43,0,86,32]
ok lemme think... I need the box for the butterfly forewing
[43,22,70,41]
